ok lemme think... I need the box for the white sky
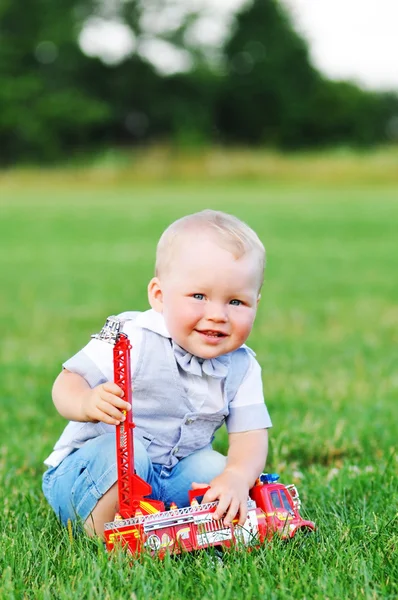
[283,0,398,91]
[79,0,398,91]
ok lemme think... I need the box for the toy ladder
[113,333,164,518]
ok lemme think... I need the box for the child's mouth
[197,330,227,338]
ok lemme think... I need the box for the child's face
[148,236,261,359]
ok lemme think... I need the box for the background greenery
[0,157,397,598]
[1,0,398,164]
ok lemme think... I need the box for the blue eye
[193,293,205,300]
[230,299,243,306]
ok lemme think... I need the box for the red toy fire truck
[103,324,315,556]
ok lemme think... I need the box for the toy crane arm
[112,327,164,518]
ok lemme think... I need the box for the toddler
[43,209,272,536]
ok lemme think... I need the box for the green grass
[0,173,397,599]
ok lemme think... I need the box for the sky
[282,0,398,91]
[79,0,398,91]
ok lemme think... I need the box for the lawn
[0,172,397,599]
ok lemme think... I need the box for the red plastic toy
[104,330,315,556]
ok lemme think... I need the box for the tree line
[1,0,397,164]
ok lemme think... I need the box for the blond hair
[155,209,266,289]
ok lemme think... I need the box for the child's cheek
[238,313,255,340]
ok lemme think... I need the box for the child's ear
[257,293,261,306]
[148,277,163,312]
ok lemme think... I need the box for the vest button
[185,418,193,425]
[173,447,179,455]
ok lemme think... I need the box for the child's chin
[195,346,228,360]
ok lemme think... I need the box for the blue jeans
[42,432,227,525]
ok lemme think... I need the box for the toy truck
[103,322,315,556]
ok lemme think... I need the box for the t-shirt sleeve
[226,354,272,433]
[63,315,141,388]
[63,338,113,387]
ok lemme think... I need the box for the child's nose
[206,302,228,322]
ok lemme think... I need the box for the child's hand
[81,382,131,425]
[192,468,250,526]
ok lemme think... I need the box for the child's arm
[52,369,131,425]
[194,428,268,526]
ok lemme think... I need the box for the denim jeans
[42,432,226,525]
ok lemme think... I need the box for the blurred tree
[306,80,398,147]
[216,0,320,147]
[0,0,216,161]
[80,0,217,146]
[0,0,114,163]
[216,0,398,148]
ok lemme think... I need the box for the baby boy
[43,209,272,536]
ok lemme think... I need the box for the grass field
[0,165,397,599]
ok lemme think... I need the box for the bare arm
[225,428,268,487]
[196,428,268,525]
[52,369,130,425]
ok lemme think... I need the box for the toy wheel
[145,534,161,551]
[291,526,315,549]
[204,546,224,567]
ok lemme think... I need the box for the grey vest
[131,329,251,467]
[51,326,252,468]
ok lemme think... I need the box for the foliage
[0,0,111,163]
[216,0,398,148]
[216,0,320,146]
[0,0,397,162]
[304,80,398,147]
[0,173,397,598]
